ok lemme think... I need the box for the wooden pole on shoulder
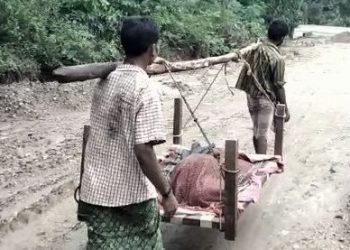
[224,140,238,241]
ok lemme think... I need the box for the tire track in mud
[0,179,75,240]
[0,112,89,248]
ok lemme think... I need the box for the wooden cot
[159,98,285,241]
[78,98,285,241]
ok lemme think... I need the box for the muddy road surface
[0,37,350,250]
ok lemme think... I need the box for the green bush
[0,0,349,83]
[304,0,350,26]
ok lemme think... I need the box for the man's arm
[275,86,287,105]
[134,143,171,196]
[275,85,290,121]
[153,56,169,65]
[233,40,261,62]
[134,85,178,216]
[273,59,290,122]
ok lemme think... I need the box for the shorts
[247,95,275,138]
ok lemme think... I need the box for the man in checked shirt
[77,17,178,250]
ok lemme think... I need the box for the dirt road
[0,37,349,250]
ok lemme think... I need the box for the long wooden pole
[51,44,259,83]
[224,140,238,241]
[53,53,240,83]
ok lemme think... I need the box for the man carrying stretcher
[75,17,178,250]
[51,17,290,247]
[235,20,291,154]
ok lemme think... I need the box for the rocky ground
[0,35,350,250]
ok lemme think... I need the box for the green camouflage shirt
[235,38,286,102]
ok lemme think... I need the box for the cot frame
[79,98,285,242]
[163,98,285,241]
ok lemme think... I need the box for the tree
[263,0,305,37]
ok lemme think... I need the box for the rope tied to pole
[164,64,214,154]
[182,64,225,129]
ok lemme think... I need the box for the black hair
[268,20,289,42]
[120,16,159,57]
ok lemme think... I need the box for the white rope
[172,133,183,138]
[164,64,214,153]
[218,164,240,230]
[221,166,240,174]
[182,64,225,129]
[219,170,223,231]
[224,63,235,97]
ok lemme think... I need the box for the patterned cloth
[235,38,286,102]
[159,142,218,179]
[167,152,283,216]
[80,64,166,207]
[78,199,163,250]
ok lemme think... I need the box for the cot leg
[173,98,183,145]
[75,125,90,204]
[224,140,238,241]
[274,104,285,157]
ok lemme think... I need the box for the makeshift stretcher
[158,98,286,241]
[78,99,285,242]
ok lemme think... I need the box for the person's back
[236,38,285,103]
[82,65,161,206]
[235,20,290,154]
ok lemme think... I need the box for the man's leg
[255,136,268,154]
[255,98,274,154]
[253,137,258,153]
[247,95,259,153]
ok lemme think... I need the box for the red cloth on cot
[169,153,283,215]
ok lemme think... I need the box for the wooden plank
[79,125,91,191]
[173,98,183,145]
[160,209,222,230]
[75,125,91,216]
[82,125,91,166]
[224,140,238,241]
[274,104,285,157]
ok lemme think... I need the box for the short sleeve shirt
[80,64,166,207]
[235,38,286,102]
